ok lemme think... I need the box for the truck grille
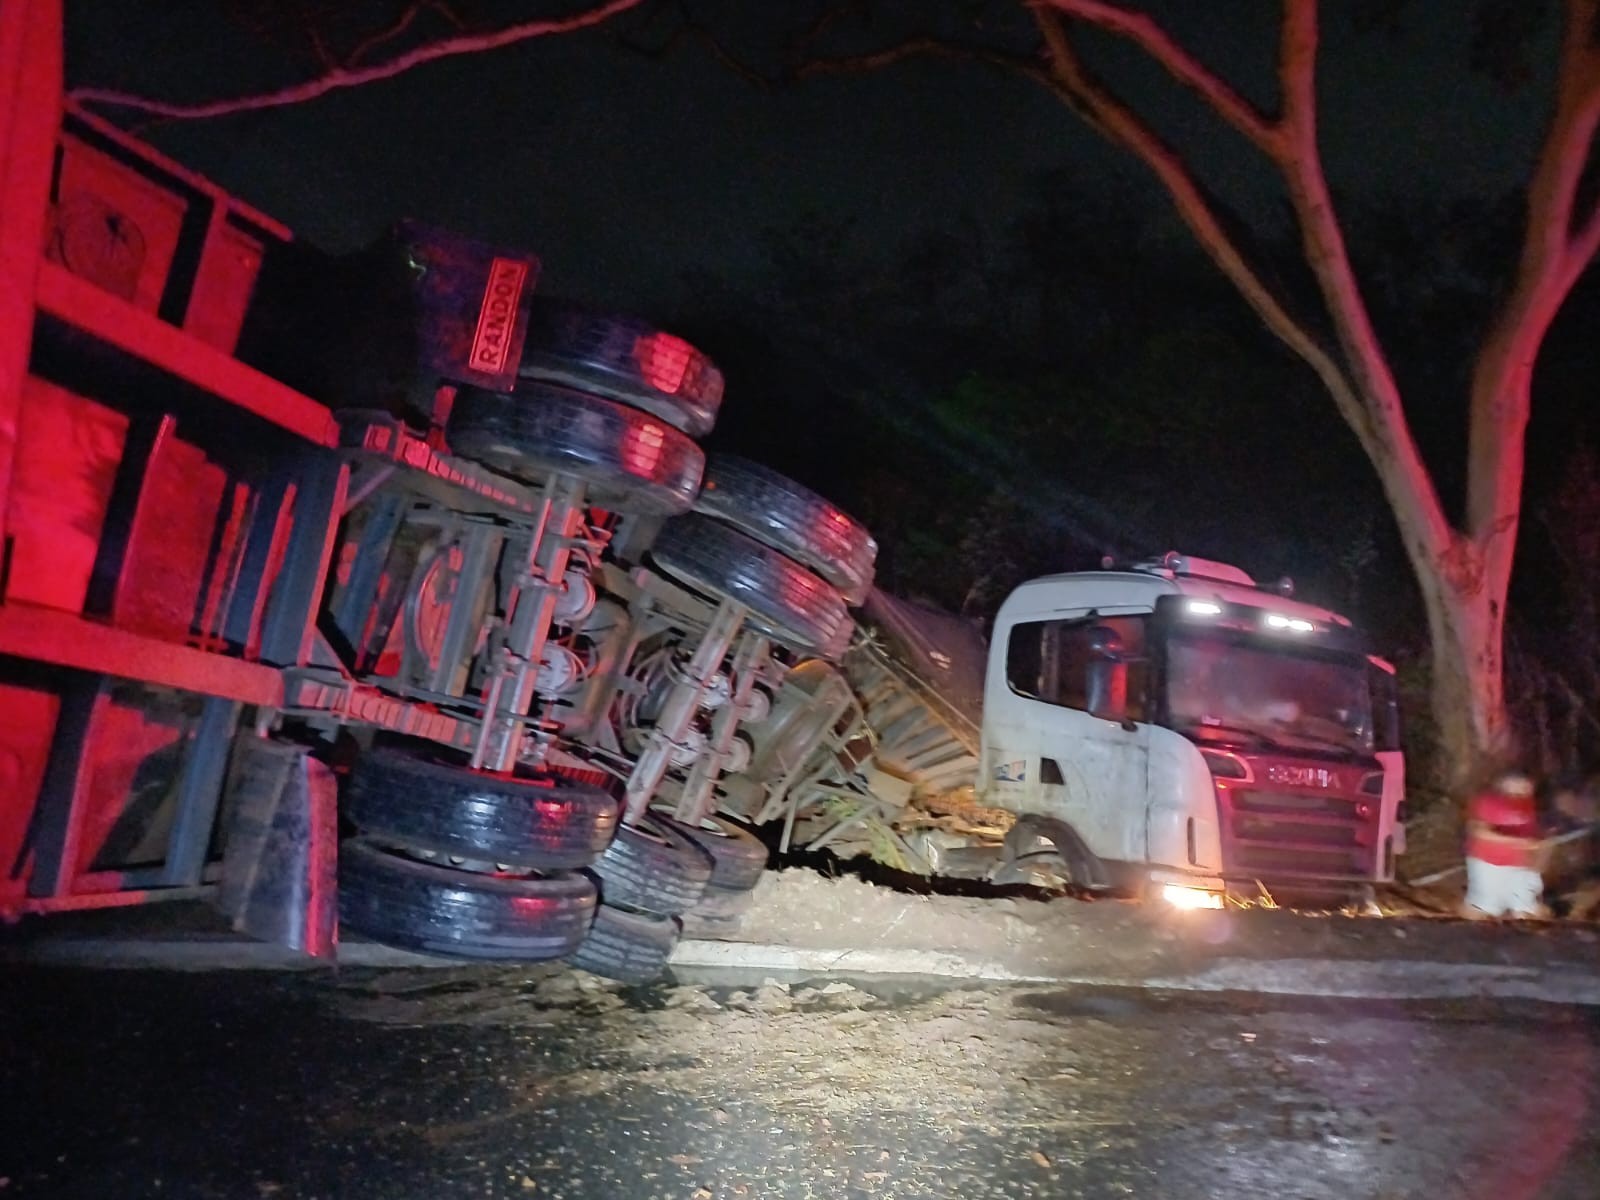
[1221,789,1377,880]
[1233,790,1362,819]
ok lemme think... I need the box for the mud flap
[214,738,338,958]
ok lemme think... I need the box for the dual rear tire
[575,811,769,982]
[339,750,613,963]
[337,749,768,981]
[649,455,877,662]
[373,317,861,974]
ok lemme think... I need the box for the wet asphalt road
[0,966,1597,1200]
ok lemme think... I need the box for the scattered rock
[664,987,722,1011]
[750,984,793,1012]
[1029,1150,1053,1169]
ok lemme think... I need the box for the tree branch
[1035,0,1457,579]
[793,2,873,58]
[1037,0,1281,154]
[616,4,774,90]
[1570,190,1600,287]
[347,1,463,68]
[1270,0,1452,560]
[793,35,1056,93]
[69,0,649,120]
[306,27,338,73]
[1466,0,1600,547]
[1030,8,1375,454]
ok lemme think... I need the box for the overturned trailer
[0,2,883,981]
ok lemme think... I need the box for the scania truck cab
[982,553,1404,905]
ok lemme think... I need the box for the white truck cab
[981,553,1404,905]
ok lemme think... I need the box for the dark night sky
[64,1,1557,313]
[58,1,1596,640]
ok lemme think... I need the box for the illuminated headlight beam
[1162,883,1225,910]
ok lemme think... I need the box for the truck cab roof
[996,563,1351,630]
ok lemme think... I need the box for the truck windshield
[1164,630,1374,756]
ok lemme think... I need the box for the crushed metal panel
[856,588,986,731]
[215,737,337,958]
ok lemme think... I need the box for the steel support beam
[0,604,284,706]
[160,696,240,886]
[622,597,746,823]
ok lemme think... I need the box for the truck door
[1368,657,1406,869]
[988,611,1151,863]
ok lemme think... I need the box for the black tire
[695,455,877,603]
[567,903,681,984]
[588,812,714,916]
[339,837,596,961]
[448,382,704,515]
[345,749,619,871]
[650,514,853,660]
[518,301,722,437]
[650,811,768,892]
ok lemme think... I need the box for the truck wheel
[345,749,618,871]
[989,815,1110,890]
[567,903,681,984]
[588,812,713,916]
[695,455,877,602]
[448,382,704,515]
[519,301,723,437]
[339,837,596,961]
[650,514,853,660]
[651,811,768,892]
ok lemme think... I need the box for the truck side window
[1006,616,1148,720]
[1368,663,1401,752]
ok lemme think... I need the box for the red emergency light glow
[620,419,666,479]
[633,331,692,395]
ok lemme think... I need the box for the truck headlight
[1161,883,1224,910]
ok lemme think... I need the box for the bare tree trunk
[1028,0,1600,794]
[1416,555,1508,781]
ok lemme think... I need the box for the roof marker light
[1187,600,1222,616]
[1266,613,1315,633]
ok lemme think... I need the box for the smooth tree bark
[1028,0,1600,778]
